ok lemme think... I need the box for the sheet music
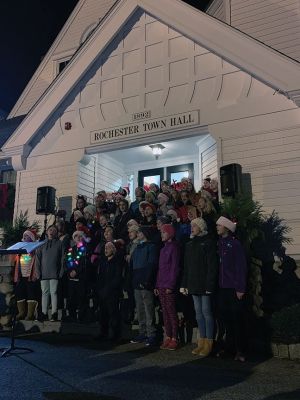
[7,240,46,253]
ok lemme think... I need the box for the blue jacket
[131,241,158,289]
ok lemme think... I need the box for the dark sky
[0,0,210,114]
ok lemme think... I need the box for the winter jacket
[114,210,134,242]
[218,235,247,293]
[35,239,64,280]
[131,241,159,290]
[13,253,38,283]
[182,235,218,295]
[97,254,124,298]
[65,244,87,281]
[156,240,180,290]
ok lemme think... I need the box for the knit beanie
[161,224,175,239]
[157,215,171,224]
[83,205,96,218]
[140,201,156,214]
[127,219,139,227]
[158,193,169,204]
[72,230,86,241]
[216,216,236,233]
[22,229,37,242]
[167,209,178,219]
[128,224,139,233]
[138,226,153,241]
[74,210,84,221]
[105,241,117,255]
[191,218,208,235]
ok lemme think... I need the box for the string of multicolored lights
[66,242,86,268]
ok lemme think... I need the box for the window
[0,170,16,184]
[58,59,70,74]
[167,163,194,185]
[138,168,164,190]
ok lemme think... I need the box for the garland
[66,241,86,268]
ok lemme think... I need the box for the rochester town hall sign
[90,111,199,144]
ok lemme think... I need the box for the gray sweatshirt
[35,239,64,280]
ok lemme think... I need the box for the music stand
[0,241,46,357]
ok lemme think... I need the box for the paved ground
[0,333,299,400]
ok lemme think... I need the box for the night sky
[0,0,210,114]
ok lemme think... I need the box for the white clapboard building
[1,0,300,257]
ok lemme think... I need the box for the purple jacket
[218,235,247,293]
[156,240,180,289]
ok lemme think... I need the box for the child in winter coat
[65,230,88,322]
[14,229,39,321]
[181,218,218,357]
[35,225,64,321]
[216,216,248,362]
[130,226,159,346]
[155,224,180,350]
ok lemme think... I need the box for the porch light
[149,144,165,159]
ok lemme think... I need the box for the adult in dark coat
[113,199,133,243]
[97,242,124,341]
[181,218,218,357]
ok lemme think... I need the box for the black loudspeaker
[220,164,242,197]
[36,186,56,215]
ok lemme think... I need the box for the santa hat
[191,218,208,234]
[216,216,236,233]
[22,229,37,242]
[161,224,175,239]
[83,205,96,218]
[158,193,169,203]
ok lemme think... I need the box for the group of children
[13,177,248,361]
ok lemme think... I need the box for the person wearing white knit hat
[216,215,247,362]
[216,216,236,233]
[181,217,218,357]
[83,204,96,221]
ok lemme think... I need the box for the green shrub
[270,304,300,344]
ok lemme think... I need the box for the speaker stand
[40,214,48,241]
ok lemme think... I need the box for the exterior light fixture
[149,144,165,160]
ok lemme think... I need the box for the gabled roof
[2,0,300,169]
[0,115,25,149]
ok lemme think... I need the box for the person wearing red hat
[155,224,180,350]
[13,229,39,321]
[139,202,157,227]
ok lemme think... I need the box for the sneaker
[167,339,178,351]
[160,338,171,350]
[130,334,147,343]
[145,336,157,347]
[50,312,58,322]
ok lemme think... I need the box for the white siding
[10,0,117,118]
[14,164,77,227]
[96,154,123,194]
[77,156,97,203]
[231,0,300,61]
[221,126,300,256]
[198,135,218,185]
[207,0,226,22]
